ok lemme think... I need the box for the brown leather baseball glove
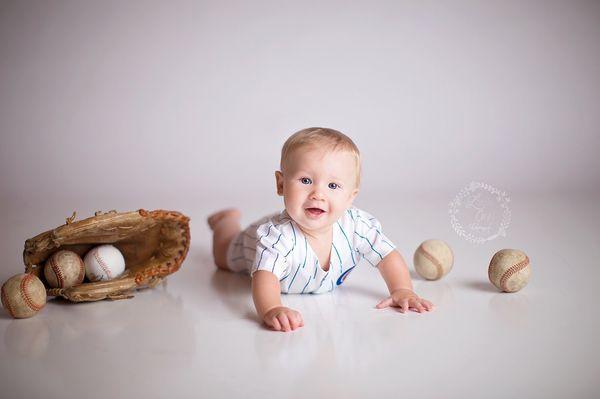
[23,209,190,302]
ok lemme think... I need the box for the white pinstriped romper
[225,207,396,294]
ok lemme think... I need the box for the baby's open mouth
[305,208,326,217]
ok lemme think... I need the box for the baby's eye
[328,183,339,190]
[300,177,312,185]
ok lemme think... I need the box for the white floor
[0,190,599,399]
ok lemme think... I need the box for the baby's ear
[275,171,284,196]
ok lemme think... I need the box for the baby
[208,127,433,332]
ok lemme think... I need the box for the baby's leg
[207,209,242,271]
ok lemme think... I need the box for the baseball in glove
[23,209,190,302]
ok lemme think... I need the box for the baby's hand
[376,288,434,313]
[263,306,304,332]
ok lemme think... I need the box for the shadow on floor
[460,279,499,293]
[340,284,382,302]
[209,268,260,324]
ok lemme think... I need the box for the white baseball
[84,244,125,282]
[413,239,454,280]
[488,249,531,292]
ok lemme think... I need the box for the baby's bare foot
[207,208,241,230]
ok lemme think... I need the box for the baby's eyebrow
[325,174,345,182]
[293,170,312,176]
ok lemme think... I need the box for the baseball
[413,239,454,280]
[1,273,47,319]
[84,244,126,282]
[44,250,85,288]
[488,249,531,292]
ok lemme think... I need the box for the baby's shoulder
[343,206,379,222]
[340,207,384,230]
[248,210,296,237]
[249,211,298,251]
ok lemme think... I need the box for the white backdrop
[1,5,600,397]
[1,0,599,205]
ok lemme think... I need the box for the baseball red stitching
[419,245,443,279]
[1,285,16,318]
[93,249,113,280]
[20,274,44,312]
[500,256,530,291]
[77,256,85,283]
[50,254,65,288]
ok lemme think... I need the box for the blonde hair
[280,127,361,187]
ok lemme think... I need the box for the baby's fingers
[277,314,292,332]
[413,301,425,313]
[422,299,434,311]
[293,312,304,329]
[288,313,300,330]
[376,297,394,309]
[400,298,410,313]
[288,311,305,330]
[268,316,282,331]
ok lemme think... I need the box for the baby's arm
[252,271,304,332]
[376,250,434,313]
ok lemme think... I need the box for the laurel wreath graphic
[448,181,511,244]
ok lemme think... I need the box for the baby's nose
[310,188,326,200]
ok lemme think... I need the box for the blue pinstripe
[301,277,312,293]
[357,249,376,267]
[316,273,329,291]
[256,246,268,268]
[302,236,307,268]
[259,224,272,240]
[288,264,301,290]
[354,231,384,260]
[281,221,296,259]
[358,219,394,249]
[337,221,356,266]
[347,209,356,221]
[271,233,282,248]
[290,222,297,245]
[332,242,343,274]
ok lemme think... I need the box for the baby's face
[275,146,359,236]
